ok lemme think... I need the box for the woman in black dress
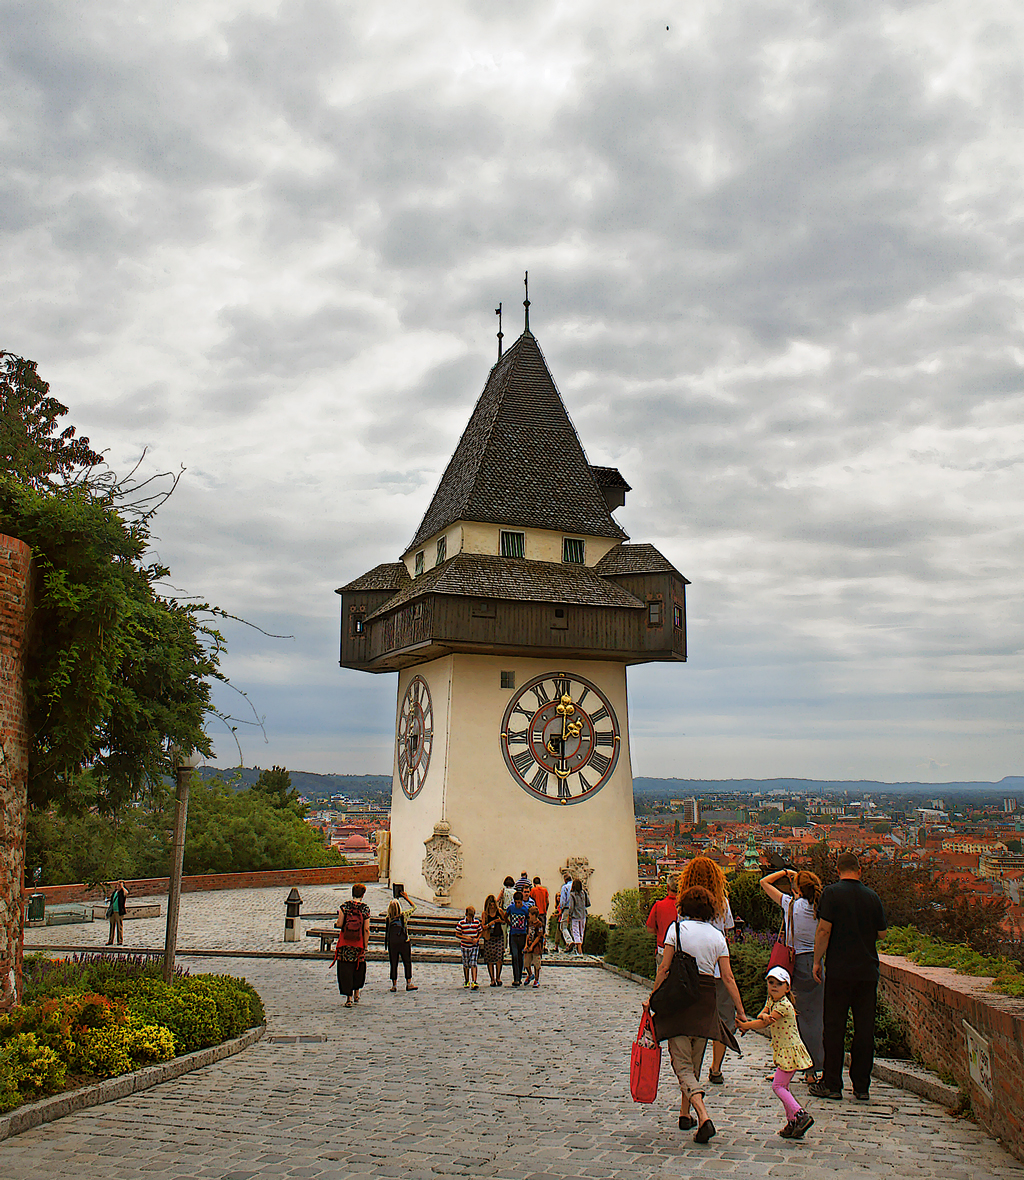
[335,883,371,1007]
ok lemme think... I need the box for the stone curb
[0,1022,266,1143]
[23,945,607,967]
[599,961,962,1108]
[845,1051,961,1109]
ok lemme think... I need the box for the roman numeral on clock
[595,730,614,747]
[589,706,609,724]
[529,767,548,794]
[506,729,528,745]
[577,770,594,793]
[588,751,611,776]
[557,777,572,799]
[530,681,551,706]
[512,749,534,775]
[554,676,570,698]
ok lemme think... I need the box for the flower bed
[0,955,265,1113]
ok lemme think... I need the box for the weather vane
[495,302,503,359]
[523,271,531,334]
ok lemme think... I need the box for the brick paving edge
[0,1022,266,1144]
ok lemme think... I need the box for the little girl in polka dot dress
[736,966,815,1139]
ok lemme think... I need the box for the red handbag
[630,1008,661,1103]
[767,896,796,975]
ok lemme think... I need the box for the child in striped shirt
[456,906,482,990]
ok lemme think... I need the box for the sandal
[406,984,418,991]
[390,984,397,992]
[708,1069,724,1085]
[344,999,353,1008]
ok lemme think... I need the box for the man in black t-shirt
[809,852,887,1101]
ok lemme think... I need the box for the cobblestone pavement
[2,953,1020,1180]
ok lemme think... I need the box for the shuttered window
[500,531,525,558]
[562,537,585,564]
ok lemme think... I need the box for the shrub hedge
[0,955,264,1113]
[605,926,656,979]
[882,926,1024,997]
[582,915,609,956]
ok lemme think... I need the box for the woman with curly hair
[677,856,736,1085]
[760,868,825,1081]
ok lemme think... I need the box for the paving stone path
[3,948,1020,1180]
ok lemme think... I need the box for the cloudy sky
[3,0,1023,784]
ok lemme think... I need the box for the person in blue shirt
[505,890,531,985]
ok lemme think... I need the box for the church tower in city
[337,304,689,914]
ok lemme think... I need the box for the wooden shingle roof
[406,332,628,551]
[364,551,645,620]
[336,562,411,593]
[595,543,689,582]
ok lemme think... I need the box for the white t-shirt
[779,895,818,954]
[663,919,728,977]
[710,899,734,934]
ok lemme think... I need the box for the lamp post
[163,746,202,983]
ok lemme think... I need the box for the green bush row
[882,926,1024,997]
[605,926,657,980]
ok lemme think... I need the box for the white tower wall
[388,653,639,918]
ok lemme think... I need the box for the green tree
[727,870,780,932]
[182,778,340,874]
[1,476,217,812]
[0,352,101,488]
[252,766,304,815]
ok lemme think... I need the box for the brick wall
[0,535,33,1012]
[32,863,380,906]
[880,953,1024,1161]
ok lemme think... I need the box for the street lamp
[163,745,202,982]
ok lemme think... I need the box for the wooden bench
[306,916,463,953]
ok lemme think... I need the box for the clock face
[397,675,433,800]
[500,672,620,805]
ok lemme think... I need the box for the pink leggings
[772,1069,802,1120]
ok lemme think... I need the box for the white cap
[766,965,791,985]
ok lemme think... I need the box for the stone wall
[880,952,1024,1161]
[32,863,379,905]
[0,535,33,1011]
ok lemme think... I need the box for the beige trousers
[667,1035,708,1099]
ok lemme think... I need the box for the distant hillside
[197,768,1022,800]
[632,776,1024,796]
[198,768,390,800]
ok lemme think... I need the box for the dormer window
[562,537,585,564]
[500,530,525,558]
[414,550,424,576]
[436,536,447,565]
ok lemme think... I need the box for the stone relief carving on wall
[422,820,463,906]
[559,856,594,886]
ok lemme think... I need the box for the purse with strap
[630,1008,661,1103]
[648,919,701,1018]
[767,895,796,974]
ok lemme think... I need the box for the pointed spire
[405,332,628,551]
[495,302,503,360]
[523,271,531,335]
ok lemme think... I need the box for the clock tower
[336,320,688,915]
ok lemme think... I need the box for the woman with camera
[759,868,824,1081]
